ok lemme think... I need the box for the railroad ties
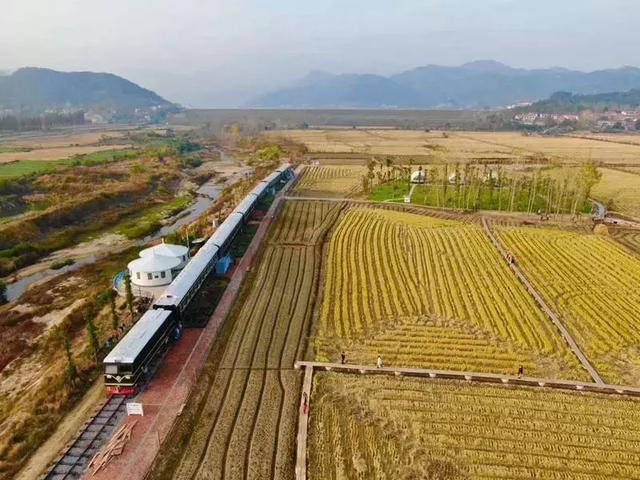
[42,395,129,480]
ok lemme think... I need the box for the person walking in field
[518,365,524,378]
[376,355,383,369]
[302,392,308,414]
[341,352,346,364]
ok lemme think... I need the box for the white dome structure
[128,253,181,287]
[139,242,189,269]
[411,170,426,184]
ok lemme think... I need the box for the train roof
[210,213,243,248]
[154,241,219,307]
[103,309,173,364]
[261,171,282,187]
[233,193,259,216]
[275,163,292,173]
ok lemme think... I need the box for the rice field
[271,129,640,165]
[309,372,640,480]
[497,225,640,385]
[592,168,640,220]
[314,206,586,379]
[292,166,367,198]
[0,144,133,163]
[163,200,342,480]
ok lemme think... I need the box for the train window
[105,365,118,374]
[161,271,166,279]
[147,273,153,280]
[136,272,141,280]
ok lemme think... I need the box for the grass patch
[0,159,74,179]
[370,180,592,213]
[113,195,194,239]
[0,146,32,153]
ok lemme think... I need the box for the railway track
[42,394,129,480]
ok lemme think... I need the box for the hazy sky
[2,0,639,107]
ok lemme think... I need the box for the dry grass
[270,129,640,165]
[0,145,133,163]
[292,166,367,198]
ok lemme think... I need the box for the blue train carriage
[103,309,178,395]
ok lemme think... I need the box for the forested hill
[0,67,176,115]
[251,61,640,109]
[521,89,640,113]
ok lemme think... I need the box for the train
[103,164,294,394]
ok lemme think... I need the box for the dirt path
[15,379,105,480]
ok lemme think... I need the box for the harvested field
[0,144,133,163]
[610,226,640,255]
[292,166,367,198]
[309,372,640,479]
[592,168,640,220]
[162,200,343,480]
[497,225,640,385]
[272,129,640,165]
[314,206,586,379]
[1,130,128,149]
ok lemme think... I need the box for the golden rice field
[309,372,640,480]
[292,165,367,198]
[315,206,586,379]
[0,144,133,163]
[271,128,640,164]
[156,200,342,480]
[497,226,640,385]
[592,168,640,220]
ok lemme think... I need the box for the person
[518,365,524,378]
[302,392,308,414]
[341,352,346,364]
[376,355,383,369]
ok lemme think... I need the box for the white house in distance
[139,242,189,270]
[410,169,427,184]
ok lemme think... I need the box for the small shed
[139,242,189,270]
[128,254,181,287]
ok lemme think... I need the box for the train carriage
[104,164,294,394]
[103,309,177,394]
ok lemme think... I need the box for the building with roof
[139,241,189,270]
[128,253,181,288]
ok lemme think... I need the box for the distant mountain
[251,61,640,109]
[522,89,640,113]
[0,67,177,116]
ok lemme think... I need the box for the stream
[4,149,246,302]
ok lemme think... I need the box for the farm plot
[162,200,340,480]
[497,226,640,385]
[309,372,640,480]
[292,166,367,198]
[314,206,586,379]
[592,168,640,220]
[610,226,640,255]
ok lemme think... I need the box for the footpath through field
[481,217,605,384]
[83,176,296,480]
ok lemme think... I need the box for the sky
[2,0,640,107]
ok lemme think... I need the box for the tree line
[0,111,86,131]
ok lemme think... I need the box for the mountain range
[251,61,640,109]
[0,67,176,116]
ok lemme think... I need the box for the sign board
[126,402,144,416]
[404,196,411,203]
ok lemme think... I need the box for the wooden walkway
[295,365,313,480]
[294,361,640,395]
[481,217,605,384]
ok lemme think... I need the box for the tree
[124,273,134,320]
[0,280,6,305]
[85,310,100,365]
[110,290,119,331]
